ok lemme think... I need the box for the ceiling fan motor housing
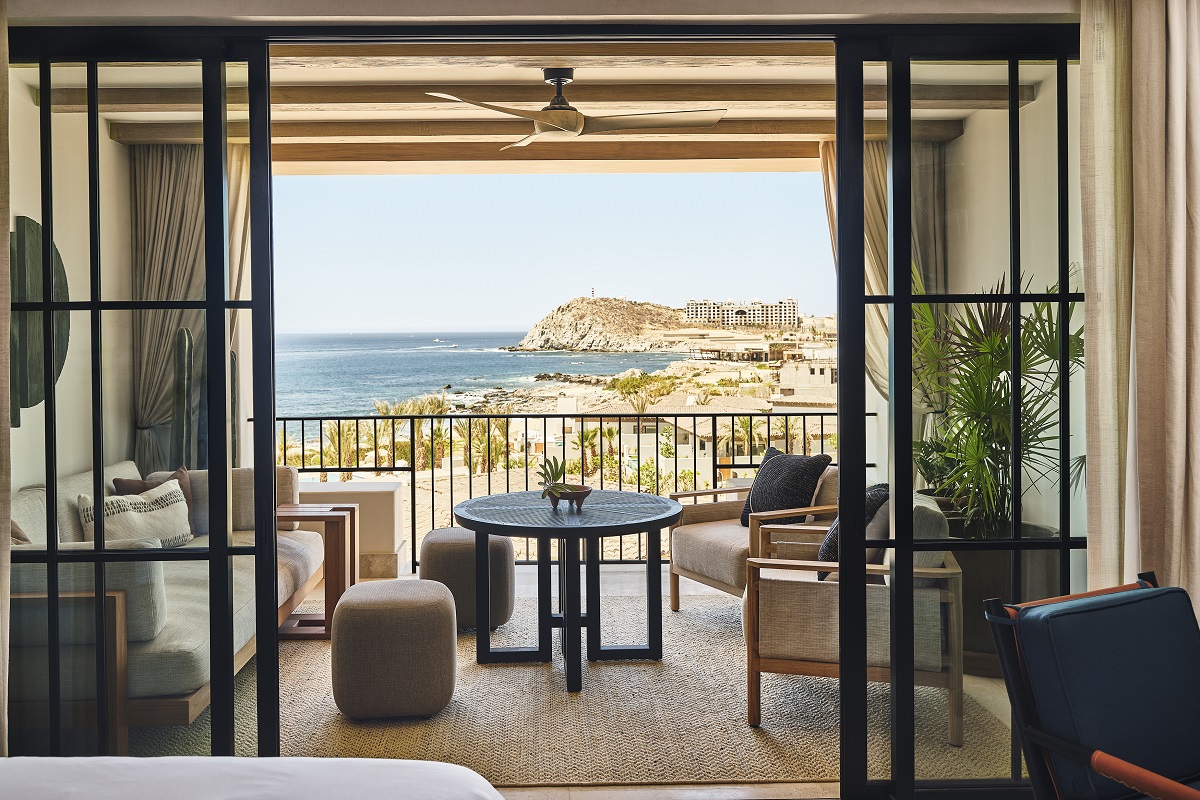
[542,67,577,110]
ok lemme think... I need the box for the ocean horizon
[275,331,682,417]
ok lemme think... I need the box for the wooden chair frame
[745,518,964,747]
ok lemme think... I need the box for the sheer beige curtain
[130,145,206,475]
[819,139,890,398]
[0,0,11,757]
[818,138,946,401]
[1083,0,1200,609]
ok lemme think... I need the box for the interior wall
[941,68,1084,535]
[8,71,134,490]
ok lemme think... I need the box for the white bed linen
[0,756,503,800]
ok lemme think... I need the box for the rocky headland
[515,297,694,352]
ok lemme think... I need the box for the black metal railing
[274,411,871,570]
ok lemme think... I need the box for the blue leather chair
[985,574,1200,800]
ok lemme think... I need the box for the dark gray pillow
[740,448,832,527]
[816,483,890,581]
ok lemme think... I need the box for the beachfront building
[685,297,800,328]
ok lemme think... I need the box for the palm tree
[276,429,303,468]
[321,420,361,482]
[602,425,618,456]
[718,415,765,458]
[574,426,599,476]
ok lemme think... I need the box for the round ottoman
[331,579,456,719]
[418,527,516,629]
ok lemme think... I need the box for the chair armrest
[749,504,838,524]
[670,487,750,501]
[747,557,836,574]
[757,524,827,559]
[1090,751,1200,800]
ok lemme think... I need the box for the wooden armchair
[744,495,964,746]
[667,484,837,610]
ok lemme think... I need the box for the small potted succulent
[537,456,592,510]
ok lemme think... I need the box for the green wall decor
[10,215,70,428]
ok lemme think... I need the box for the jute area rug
[132,595,1010,786]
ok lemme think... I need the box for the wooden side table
[276,503,359,640]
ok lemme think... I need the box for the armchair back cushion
[740,448,832,527]
[11,462,143,545]
[883,492,950,587]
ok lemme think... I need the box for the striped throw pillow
[78,478,193,548]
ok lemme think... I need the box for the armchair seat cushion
[671,518,750,592]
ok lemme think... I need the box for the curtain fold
[1,0,12,757]
[818,138,946,408]
[1082,0,1135,592]
[1128,0,1200,606]
[130,145,206,476]
[819,139,891,398]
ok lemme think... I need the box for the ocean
[275,331,682,417]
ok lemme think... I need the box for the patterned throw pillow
[78,479,193,548]
[816,483,890,581]
[740,447,834,527]
[114,466,195,534]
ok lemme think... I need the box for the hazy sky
[272,171,836,334]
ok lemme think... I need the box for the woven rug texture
[131,594,1010,785]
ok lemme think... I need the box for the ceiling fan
[427,68,728,151]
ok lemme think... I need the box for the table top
[453,490,682,538]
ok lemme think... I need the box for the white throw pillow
[78,479,193,548]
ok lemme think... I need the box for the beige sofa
[8,461,324,751]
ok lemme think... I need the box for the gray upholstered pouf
[331,579,456,720]
[418,527,516,629]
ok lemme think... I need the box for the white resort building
[685,297,800,328]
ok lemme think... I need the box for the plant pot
[952,521,1059,676]
[552,484,590,510]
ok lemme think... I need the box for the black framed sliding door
[834,27,1082,800]
[6,32,280,757]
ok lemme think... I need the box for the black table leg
[476,531,545,664]
[537,534,552,661]
[561,533,583,692]
[586,535,601,660]
[475,530,491,662]
[590,527,664,661]
[647,527,663,660]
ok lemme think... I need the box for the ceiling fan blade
[425,92,574,132]
[500,133,544,151]
[581,108,728,134]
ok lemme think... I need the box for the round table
[453,490,682,692]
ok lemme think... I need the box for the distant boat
[433,338,444,342]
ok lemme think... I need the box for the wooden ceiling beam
[271,141,822,163]
[107,118,963,146]
[50,83,1032,113]
[268,41,838,69]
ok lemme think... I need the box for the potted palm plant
[537,456,592,510]
[911,268,1084,672]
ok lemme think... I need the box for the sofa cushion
[10,517,32,545]
[741,448,832,527]
[78,480,193,548]
[10,539,168,643]
[149,466,300,536]
[11,486,48,546]
[114,467,196,535]
[672,518,749,592]
[53,461,143,543]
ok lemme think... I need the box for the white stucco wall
[940,67,1085,539]
[8,71,134,490]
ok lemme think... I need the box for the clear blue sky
[272,171,836,334]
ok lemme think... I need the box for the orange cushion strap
[1091,751,1200,800]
